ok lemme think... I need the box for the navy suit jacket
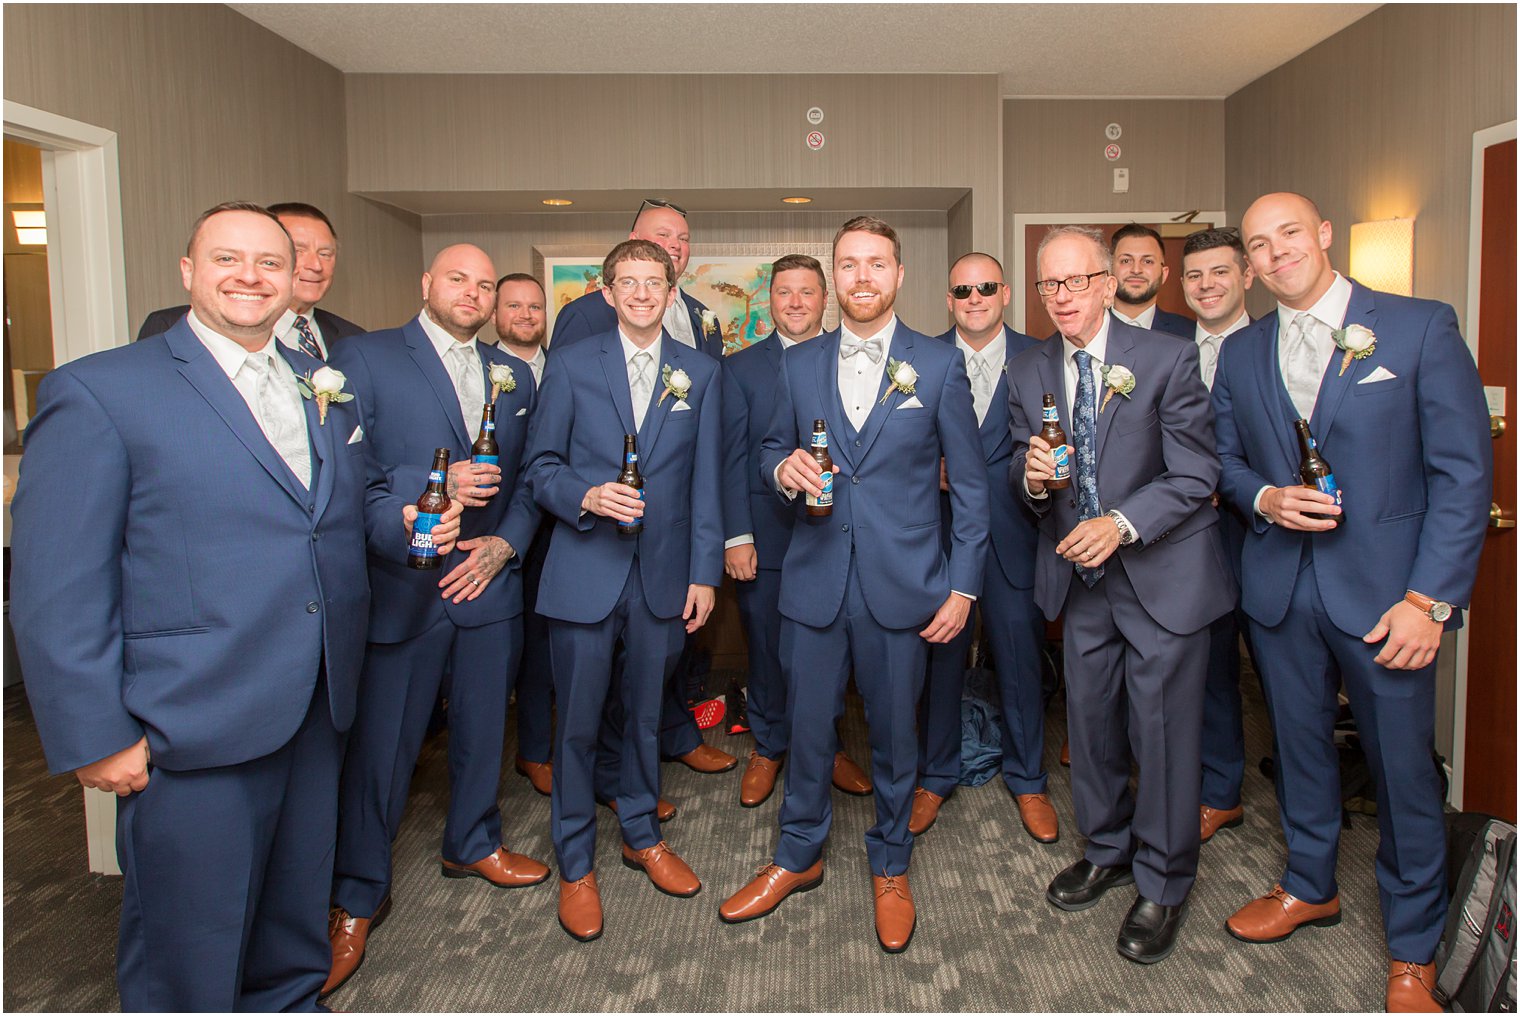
[329,315,539,645]
[136,305,364,349]
[525,328,724,624]
[934,325,1041,589]
[759,323,990,630]
[551,288,723,360]
[1009,318,1234,635]
[11,320,371,774]
[721,336,798,570]
[1213,279,1492,636]
[1148,307,1195,338]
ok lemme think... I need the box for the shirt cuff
[1253,485,1274,524]
[773,462,798,500]
[724,535,755,550]
[951,590,978,602]
[1023,477,1049,499]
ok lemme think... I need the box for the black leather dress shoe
[1116,895,1187,964]
[1046,858,1135,911]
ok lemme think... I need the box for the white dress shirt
[503,345,547,386]
[1112,304,1157,330]
[418,310,485,442]
[619,331,663,431]
[955,328,1006,425]
[273,307,328,360]
[663,295,698,349]
[839,315,897,431]
[187,311,312,488]
[1194,311,1252,391]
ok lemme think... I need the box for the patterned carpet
[3,668,1393,1012]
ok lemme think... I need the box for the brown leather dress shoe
[1059,739,1071,767]
[719,860,824,923]
[514,756,553,797]
[320,896,391,999]
[873,874,916,953]
[606,797,678,822]
[440,846,550,888]
[558,873,603,942]
[908,787,946,835]
[1016,793,1060,843]
[621,840,701,897]
[831,752,872,795]
[675,743,738,773]
[1226,883,1341,943]
[740,751,782,807]
[1386,960,1442,1012]
[1200,804,1244,843]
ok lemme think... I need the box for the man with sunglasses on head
[910,253,1054,844]
[551,198,724,360]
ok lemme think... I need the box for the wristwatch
[1106,510,1137,546]
[1404,590,1453,623]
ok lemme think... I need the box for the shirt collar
[1279,271,1354,332]
[776,327,823,351]
[955,327,1006,365]
[501,344,546,368]
[418,309,477,361]
[1113,304,1156,330]
[186,310,281,379]
[619,329,662,367]
[839,314,898,355]
[1063,312,1112,366]
[1195,311,1251,343]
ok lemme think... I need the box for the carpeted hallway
[3,672,1391,1012]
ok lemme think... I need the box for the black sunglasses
[630,198,688,232]
[949,281,1004,300]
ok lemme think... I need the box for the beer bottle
[806,419,834,517]
[1039,393,1072,490]
[1294,419,1344,521]
[407,448,452,570]
[471,403,499,469]
[616,434,644,536]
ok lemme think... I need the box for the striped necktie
[293,315,324,361]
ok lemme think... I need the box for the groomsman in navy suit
[1012,225,1233,965]
[525,240,723,942]
[722,254,871,807]
[1178,227,1257,845]
[719,217,989,953]
[324,245,549,997]
[11,203,457,1011]
[1110,223,1193,338]
[912,253,1054,843]
[1214,193,1491,1013]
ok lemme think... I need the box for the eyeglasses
[949,281,1004,300]
[630,198,687,232]
[1034,271,1109,297]
[610,277,671,294]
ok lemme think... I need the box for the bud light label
[472,454,498,466]
[410,512,442,558]
[626,452,638,464]
[808,471,834,509]
[811,431,828,448]
[1315,474,1343,508]
[429,470,445,484]
[1051,444,1071,483]
[484,420,495,432]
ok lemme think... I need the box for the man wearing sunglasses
[550,198,724,360]
[912,254,1053,845]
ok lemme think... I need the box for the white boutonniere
[879,358,918,405]
[295,365,353,425]
[488,362,517,401]
[658,364,692,406]
[1332,323,1376,377]
[1098,363,1136,414]
[700,309,719,338]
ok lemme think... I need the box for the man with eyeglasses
[909,253,1054,844]
[524,239,723,942]
[1009,225,1232,965]
[550,198,724,360]
[1110,223,1193,339]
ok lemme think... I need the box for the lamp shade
[1349,218,1414,296]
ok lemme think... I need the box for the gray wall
[2,3,424,334]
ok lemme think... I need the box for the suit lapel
[1038,337,1067,436]
[1094,322,1136,463]
[684,294,714,357]
[640,334,681,458]
[981,371,1011,461]
[278,344,335,519]
[812,330,855,471]
[855,325,915,465]
[404,317,471,451]
[599,331,639,437]
[1310,281,1378,447]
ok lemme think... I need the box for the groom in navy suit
[1011,225,1233,965]
[719,217,989,954]
[1214,193,1491,1013]
[11,203,457,1011]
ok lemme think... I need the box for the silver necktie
[1284,313,1323,420]
[969,352,994,420]
[630,350,654,430]
[242,353,311,489]
[449,343,484,442]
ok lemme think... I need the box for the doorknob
[1492,415,1506,438]
[1490,503,1515,529]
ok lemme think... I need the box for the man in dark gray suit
[1008,225,1234,965]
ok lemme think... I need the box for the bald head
[1240,192,1335,310]
[422,244,498,341]
[947,251,1010,346]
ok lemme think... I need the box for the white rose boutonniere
[700,309,719,338]
[489,362,517,402]
[1098,363,1136,414]
[295,365,353,425]
[1332,323,1377,377]
[658,364,692,406]
[879,358,919,405]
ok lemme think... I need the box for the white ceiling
[229,3,1379,99]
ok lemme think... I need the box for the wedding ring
[469,576,480,586]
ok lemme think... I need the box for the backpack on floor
[1435,816,1517,1012]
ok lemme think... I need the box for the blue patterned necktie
[293,314,324,361]
[1072,349,1103,587]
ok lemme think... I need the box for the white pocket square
[515,407,528,416]
[897,396,925,409]
[671,400,691,412]
[347,425,364,445]
[1358,366,1398,384]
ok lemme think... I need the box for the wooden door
[1462,137,1515,821]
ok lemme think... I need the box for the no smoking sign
[806,131,826,151]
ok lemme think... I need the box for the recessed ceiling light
[781,196,812,205]
[541,198,573,207]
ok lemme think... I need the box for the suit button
[312,531,320,542]
[854,440,862,448]
[851,476,861,485]
[841,524,850,533]
[306,602,320,614]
